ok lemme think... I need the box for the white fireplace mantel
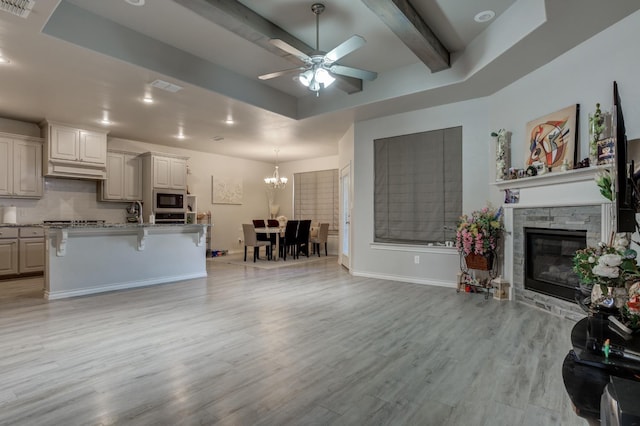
[493,165,611,191]
[493,165,612,208]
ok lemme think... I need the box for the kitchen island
[45,223,209,300]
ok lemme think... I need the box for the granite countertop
[0,223,46,228]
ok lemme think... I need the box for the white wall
[348,9,640,287]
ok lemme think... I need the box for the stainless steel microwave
[154,189,185,212]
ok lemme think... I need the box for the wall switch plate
[414,255,420,264]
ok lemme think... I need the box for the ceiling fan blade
[258,67,306,80]
[325,35,366,63]
[269,39,311,63]
[329,65,377,81]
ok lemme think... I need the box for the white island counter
[45,223,209,300]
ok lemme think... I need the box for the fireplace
[524,227,587,302]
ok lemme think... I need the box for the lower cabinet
[0,228,19,276]
[19,227,45,274]
[0,227,44,277]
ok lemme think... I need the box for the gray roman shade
[294,169,339,232]
[374,126,462,244]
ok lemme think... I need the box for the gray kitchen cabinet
[18,227,44,274]
[100,151,142,201]
[0,228,19,276]
[0,133,43,198]
[41,120,108,180]
[142,152,188,190]
[0,227,44,277]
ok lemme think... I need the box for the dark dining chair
[282,220,299,260]
[296,220,312,258]
[252,219,271,258]
[267,219,279,227]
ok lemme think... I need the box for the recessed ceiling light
[0,56,10,64]
[474,10,495,23]
[142,96,154,104]
[224,118,234,125]
[124,0,145,6]
[100,119,112,125]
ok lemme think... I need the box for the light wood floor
[0,259,586,425]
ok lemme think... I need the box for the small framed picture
[597,137,615,165]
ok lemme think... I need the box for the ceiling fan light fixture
[315,68,335,87]
[299,69,314,87]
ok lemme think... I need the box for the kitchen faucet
[135,200,143,224]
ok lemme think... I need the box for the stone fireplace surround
[495,166,613,321]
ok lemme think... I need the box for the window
[374,126,462,244]
[294,169,339,232]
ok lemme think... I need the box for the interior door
[340,164,351,269]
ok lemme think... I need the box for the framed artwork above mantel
[524,104,579,171]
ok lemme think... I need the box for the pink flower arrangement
[456,205,503,257]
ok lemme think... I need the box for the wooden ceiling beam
[173,0,363,94]
[361,0,450,72]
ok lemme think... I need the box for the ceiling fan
[258,3,377,96]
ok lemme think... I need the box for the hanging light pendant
[264,149,288,189]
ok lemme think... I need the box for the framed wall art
[524,104,579,171]
[211,176,243,204]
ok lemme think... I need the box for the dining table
[254,227,284,260]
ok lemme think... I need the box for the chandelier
[264,149,288,189]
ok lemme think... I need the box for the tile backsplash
[1,178,129,224]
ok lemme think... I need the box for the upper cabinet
[142,152,188,190]
[0,133,43,198]
[99,151,142,202]
[40,120,108,179]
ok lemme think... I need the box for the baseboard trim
[45,272,208,300]
[351,270,456,288]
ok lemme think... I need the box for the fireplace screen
[524,227,587,302]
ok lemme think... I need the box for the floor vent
[0,0,35,18]
[150,79,183,93]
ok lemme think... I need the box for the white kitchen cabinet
[0,228,19,276]
[100,151,142,201]
[169,157,187,189]
[0,134,43,198]
[79,130,107,164]
[18,227,44,274]
[142,152,188,190]
[41,121,108,179]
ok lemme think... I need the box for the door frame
[340,162,351,270]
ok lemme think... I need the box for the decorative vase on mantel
[492,129,510,181]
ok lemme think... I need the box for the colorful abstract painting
[524,104,578,170]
